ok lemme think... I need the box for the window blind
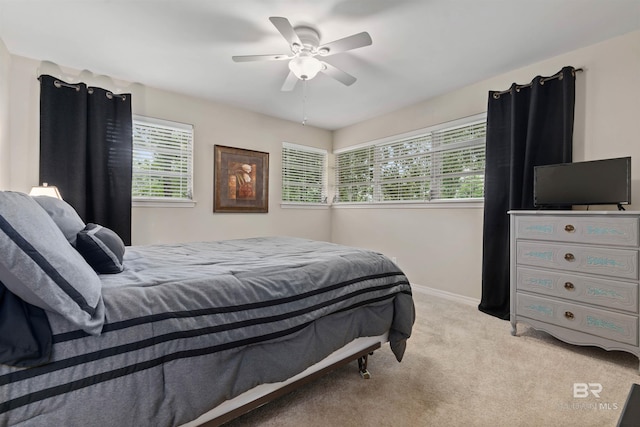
[335,115,486,203]
[429,120,486,200]
[282,142,327,204]
[335,145,374,203]
[132,116,193,200]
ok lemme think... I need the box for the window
[334,145,375,203]
[281,142,328,204]
[132,115,193,203]
[335,114,486,204]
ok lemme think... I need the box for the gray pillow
[0,191,105,335]
[32,195,85,246]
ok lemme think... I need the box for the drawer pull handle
[564,282,575,291]
[564,311,575,320]
[564,253,575,262]
[564,224,575,232]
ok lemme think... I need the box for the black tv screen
[534,157,631,207]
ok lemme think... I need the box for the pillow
[32,195,85,246]
[76,223,125,274]
[0,191,104,335]
[0,281,52,367]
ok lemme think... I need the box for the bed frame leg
[358,354,371,379]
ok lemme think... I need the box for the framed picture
[214,145,269,213]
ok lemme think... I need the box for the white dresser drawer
[516,267,638,313]
[516,241,638,280]
[515,215,639,247]
[516,293,638,346]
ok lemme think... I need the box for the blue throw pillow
[0,281,52,367]
[76,223,125,274]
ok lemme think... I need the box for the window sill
[280,202,330,210]
[133,198,196,208]
[331,199,484,209]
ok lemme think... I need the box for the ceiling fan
[232,17,372,91]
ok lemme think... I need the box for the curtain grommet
[54,79,80,91]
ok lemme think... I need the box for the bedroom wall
[0,38,10,189]
[332,30,640,301]
[4,54,333,245]
[3,31,639,301]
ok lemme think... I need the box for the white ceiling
[0,0,639,130]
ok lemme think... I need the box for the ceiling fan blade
[269,17,302,47]
[318,32,372,55]
[281,71,299,92]
[232,54,292,62]
[320,62,357,86]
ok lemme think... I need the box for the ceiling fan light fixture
[288,56,323,81]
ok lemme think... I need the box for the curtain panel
[479,66,576,319]
[39,75,133,245]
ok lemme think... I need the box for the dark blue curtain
[39,75,132,245]
[478,66,576,319]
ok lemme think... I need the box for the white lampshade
[29,183,62,199]
[288,56,324,81]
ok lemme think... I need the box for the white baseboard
[411,283,480,307]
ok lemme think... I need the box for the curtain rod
[492,67,583,99]
[37,76,127,101]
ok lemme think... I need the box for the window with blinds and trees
[334,114,486,204]
[281,142,328,204]
[132,115,194,203]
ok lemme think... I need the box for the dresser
[509,211,640,371]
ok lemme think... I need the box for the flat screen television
[534,157,631,208]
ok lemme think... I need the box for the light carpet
[224,289,639,427]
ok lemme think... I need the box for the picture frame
[214,145,269,213]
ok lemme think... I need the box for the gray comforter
[0,237,414,427]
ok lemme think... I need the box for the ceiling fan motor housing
[293,26,321,53]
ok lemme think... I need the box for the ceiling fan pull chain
[302,79,308,126]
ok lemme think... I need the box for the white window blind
[335,115,486,203]
[335,145,375,203]
[429,120,486,200]
[281,142,328,204]
[132,115,193,201]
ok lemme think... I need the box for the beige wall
[2,31,639,300]
[0,38,10,189]
[332,30,640,300]
[4,55,333,245]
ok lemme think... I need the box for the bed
[0,191,415,427]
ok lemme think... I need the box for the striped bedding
[0,237,414,427]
